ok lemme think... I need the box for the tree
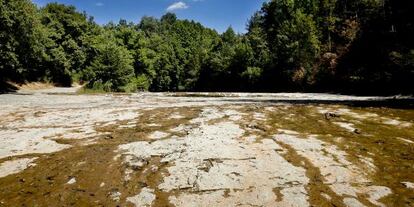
[84,32,134,92]
[0,0,46,82]
[138,16,160,34]
[241,67,263,88]
[247,11,270,69]
[222,26,237,45]
[40,3,95,85]
[262,0,320,88]
[161,13,177,25]
[1,0,412,94]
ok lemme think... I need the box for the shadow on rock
[0,81,18,94]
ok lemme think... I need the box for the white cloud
[95,2,104,7]
[166,2,189,12]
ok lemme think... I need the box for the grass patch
[77,87,107,94]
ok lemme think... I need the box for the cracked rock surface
[0,88,413,206]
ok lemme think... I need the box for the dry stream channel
[0,89,413,206]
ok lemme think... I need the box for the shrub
[241,66,263,86]
[123,74,150,92]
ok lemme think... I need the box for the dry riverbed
[0,88,413,206]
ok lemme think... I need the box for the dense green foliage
[0,0,44,82]
[1,0,413,94]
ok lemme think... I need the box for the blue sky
[32,0,268,33]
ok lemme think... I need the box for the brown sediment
[276,141,346,207]
[263,104,414,206]
[1,98,414,206]
[234,104,414,206]
[236,106,345,206]
[236,105,270,140]
[0,107,201,206]
[272,187,284,202]
[0,143,124,206]
[125,156,175,207]
[0,111,27,125]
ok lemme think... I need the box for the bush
[241,66,262,86]
[122,74,150,92]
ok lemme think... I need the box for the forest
[0,0,413,94]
